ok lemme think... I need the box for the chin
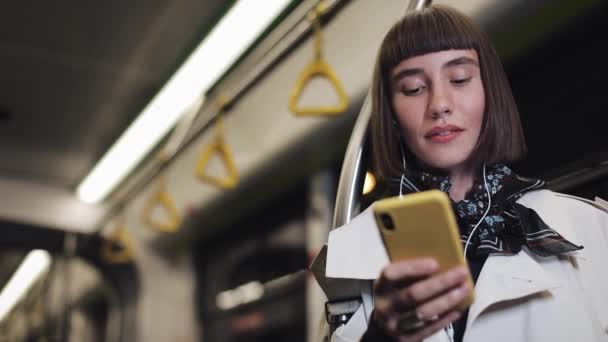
[419,154,471,173]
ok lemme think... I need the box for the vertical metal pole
[323,0,433,339]
[332,0,433,229]
[331,90,371,228]
[306,171,336,342]
[59,233,76,342]
[407,0,432,11]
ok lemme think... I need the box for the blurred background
[0,0,606,341]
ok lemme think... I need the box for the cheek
[473,94,485,133]
[392,98,425,139]
[459,85,485,135]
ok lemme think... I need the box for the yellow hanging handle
[289,2,349,116]
[101,221,136,264]
[195,114,240,189]
[142,177,182,233]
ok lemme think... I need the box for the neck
[448,166,476,201]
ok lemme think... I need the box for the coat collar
[324,190,584,280]
[323,190,591,320]
[325,204,564,326]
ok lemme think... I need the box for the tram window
[0,249,112,342]
[193,183,308,342]
[507,3,608,182]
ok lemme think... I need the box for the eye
[451,77,472,85]
[401,85,426,96]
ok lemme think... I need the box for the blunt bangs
[379,5,482,80]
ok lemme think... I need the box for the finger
[397,266,468,306]
[416,283,471,320]
[399,310,462,342]
[375,258,439,293]
[373,294,393,322]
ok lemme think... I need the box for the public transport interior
[0,0,606,341]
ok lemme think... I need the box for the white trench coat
[324,190,608,341]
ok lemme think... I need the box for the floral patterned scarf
[395,164,583,257]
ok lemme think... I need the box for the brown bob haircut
[370,5,527,182]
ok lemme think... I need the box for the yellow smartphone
[372,189,474,310]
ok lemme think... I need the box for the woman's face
[391,49,485,173]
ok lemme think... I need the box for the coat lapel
[326,205,389,280]
[466,249,562,330]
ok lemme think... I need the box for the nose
[431,108,450,120]
[428,87,452,120]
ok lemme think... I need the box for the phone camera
[380,213,395,231]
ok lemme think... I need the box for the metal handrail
[407,0,432,11]
[331,89,370,228]
[332,0,432,229]
[547,162,608,193]
[97,0,350,232]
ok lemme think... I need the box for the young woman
[322,5,608,342]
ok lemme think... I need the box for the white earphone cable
[463,163,491,258]
[398,141,420,196]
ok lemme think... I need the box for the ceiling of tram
[0,0,232,189]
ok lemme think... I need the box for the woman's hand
[372,258,471,342]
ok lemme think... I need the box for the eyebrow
[445,56,479,68]
[391,56,480,86]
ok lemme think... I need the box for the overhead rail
[95,0,351,233]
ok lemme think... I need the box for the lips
[424,125,464,138]
[423,125,465,143]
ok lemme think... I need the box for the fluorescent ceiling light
[0,250,51,321]
[77,0,292,203]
